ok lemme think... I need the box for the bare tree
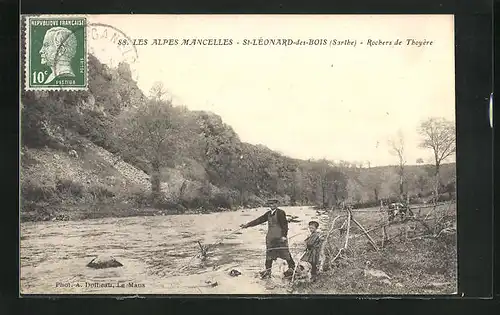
[388,130,406,198]
[418,117,456,200]
[149,81,168,101]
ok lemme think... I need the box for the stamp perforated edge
[22,14,89,92]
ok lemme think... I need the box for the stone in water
[86,255,123,269]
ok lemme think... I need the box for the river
[20,206,329,295]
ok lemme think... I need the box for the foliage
[116,98,194,197]
[388,130,406,197]
[418,117,456,202]
[418,117,456,169]
[55,178,84,197]
[21,178,57,202]
[20,53,457,219]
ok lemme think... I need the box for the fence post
[381,225,387,248]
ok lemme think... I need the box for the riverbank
[298,231,457,295]
[293,204,457,295]
[20,201,319,223]
[20,203,240,223]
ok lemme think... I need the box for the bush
[80,110,118,151]
[87,185,115,201]
[352,200,381,209]
[154,198,180,211]
[55,178,84,197]
[428,194,454,203]
[209,191,234,209]
[180,195,208,210]
[21,95,53,148]
[21,179,58,202]
[129,189,152,206]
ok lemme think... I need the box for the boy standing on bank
[301,220,323,282]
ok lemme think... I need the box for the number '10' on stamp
[24,16,88,90]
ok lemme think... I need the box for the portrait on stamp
[20,14,457,296]
[25,17,87,90]
[39,27,77,84]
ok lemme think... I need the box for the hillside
[20,55,456,221]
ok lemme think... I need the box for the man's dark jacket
[244,208,288,237]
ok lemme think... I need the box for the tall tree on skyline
[388,130,406,198]
[418,117,456,200]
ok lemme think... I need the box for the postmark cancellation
[23,15,88,91]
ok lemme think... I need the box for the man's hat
[266,199,279,206]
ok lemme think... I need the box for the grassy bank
[293,204,457,295]
[301,233,457,295]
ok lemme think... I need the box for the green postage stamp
[24,16,88,90]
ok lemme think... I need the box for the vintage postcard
[20,14,457,295]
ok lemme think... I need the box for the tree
[313,160,331,208]
[443,177,456,199]
[388,130,406,198]
[415,174,429,197]
[362,170,381,203]
[289,169,304,205]
[149,81,168,101]
[311,160,348,209]
[231,152,255,206]
[418,117,456,201]
[197,112,242,187]
[329,171,349,207]
[118,98,186,200]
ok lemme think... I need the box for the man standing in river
[240,200,296,279]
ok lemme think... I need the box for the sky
[86,14,456,167]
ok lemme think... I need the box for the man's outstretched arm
[241,211,269,228]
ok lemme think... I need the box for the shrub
[20,150,39,168]
[129,189,152,206]
[209,191,234,209]
[81,110,117,150]
[87,185,115,201]
[155,197,180,211]
[21,179,58,202]
[426,194,454,204]
[55,178,84,197]
[179,195,205,210]
[352,200,381,209]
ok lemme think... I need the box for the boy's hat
[308,220,319,228]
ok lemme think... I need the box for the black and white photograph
[20,14,457,295]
